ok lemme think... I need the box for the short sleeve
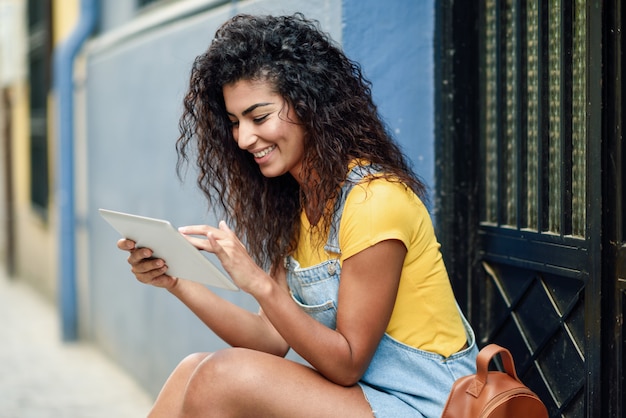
[338,178,425,262]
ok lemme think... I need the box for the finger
[178,224,218,235]
[134,268,169,284]
[126,247,154,265]
[134,267,170,285]
[206,231,226,257]
[183,234,214,251]
[130,257,166,274]
[218,220,231,232]
[117,238,136,251]
[217,221,244,249]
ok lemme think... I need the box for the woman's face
[224,79,306,184]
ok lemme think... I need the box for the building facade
[1,0,436,400]
[1,1,622,416]
[0,0,80,299]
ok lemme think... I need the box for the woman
[118,13,478,417]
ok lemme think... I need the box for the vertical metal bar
[517,0,526,229]
[561,1,574,236]
[584,1,603,416]
[536,0,550,232]
[571,0,587,237]
[495,0,504,227]
[602,2,623,415]
[618,2,624,235]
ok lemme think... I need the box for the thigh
[182,347,374,418]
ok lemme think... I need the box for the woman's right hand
[117,238,178,289]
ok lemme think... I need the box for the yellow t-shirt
[292,174,466,358]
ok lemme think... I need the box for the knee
[177,352,211,375]
[182,348,260,414]
[188,348,252,390]
[183,352,211,366]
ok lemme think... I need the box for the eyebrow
[227,102,274,117]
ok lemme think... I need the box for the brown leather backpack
[441,344,549,418]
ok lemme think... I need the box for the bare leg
[148,352,211,418]
[150,348,373,418]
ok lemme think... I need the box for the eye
[253,114,269,123]
[228,120,239,128]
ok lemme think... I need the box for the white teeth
[253,145,276,158]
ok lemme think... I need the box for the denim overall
[284,166,478,418]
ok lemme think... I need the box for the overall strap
[324,165,381,254]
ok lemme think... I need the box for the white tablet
[99,208,238,291]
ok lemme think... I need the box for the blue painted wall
[81,0,435,397]
[342,0,434,196]
[84,0,342,396]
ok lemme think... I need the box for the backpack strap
[467,344,521,397]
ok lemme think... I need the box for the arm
[190,222,405,386]
[256,239,405,385]
[117,239,289,356]
[167,278,290,356]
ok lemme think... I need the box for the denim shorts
[357,319,478,418]
[285,255,478,418]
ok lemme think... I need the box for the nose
[235,122,257,150]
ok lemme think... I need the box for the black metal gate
[435,1,623,417]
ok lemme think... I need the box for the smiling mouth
[253,145,276,158]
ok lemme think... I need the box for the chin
[259,167,284,178]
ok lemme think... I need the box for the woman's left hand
[178,221,269,294]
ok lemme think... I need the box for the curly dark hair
[176,13,426,269]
